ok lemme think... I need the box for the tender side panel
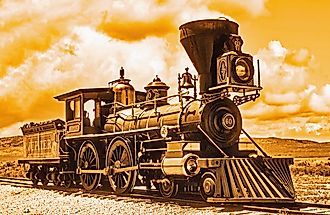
[19,119,65,163]
[23,130,60,159]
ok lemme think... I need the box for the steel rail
[0,176,329,215]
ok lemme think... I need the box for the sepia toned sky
[0,0,329,141]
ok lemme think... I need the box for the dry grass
[241,137,330,158]
[0,136,23,162]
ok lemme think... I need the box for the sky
[0,0,329,141]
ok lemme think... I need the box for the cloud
[242,41,318,118]
[1,0,327,142]
[309,84,330,113]
[0,122,24,138]
[207,0,269,18]
[0,0,238,136]
[0,26,184,129]
[241,41,329,141]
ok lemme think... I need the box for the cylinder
[161,153,200,177]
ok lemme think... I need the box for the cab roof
[54,87,113,101]
[54,87,146,102]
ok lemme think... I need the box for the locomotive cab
[54,88,114,136]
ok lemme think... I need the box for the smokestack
[179,18,239,93]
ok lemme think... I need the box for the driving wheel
[77,141,101,191]
[106,138,136,194]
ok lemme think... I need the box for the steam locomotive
[18,18,295,202]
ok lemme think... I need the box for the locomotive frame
[18,18,295,203]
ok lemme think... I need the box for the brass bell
[180,67,194,89]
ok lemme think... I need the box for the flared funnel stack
[180,18,239,93]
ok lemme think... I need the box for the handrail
[241,129,269,157]
[197,125,228,157]
[107,91,190,110]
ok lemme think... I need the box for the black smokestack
[179,18,239,93]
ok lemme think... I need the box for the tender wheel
[54,180,61,187]
[159,178,178,198]
[106,138,136,194]
[41,179,49,187]
[63,180,73,188]
[200,172,216,201]
[28,166,39,186]
[39,166,49,187]
[77,141,101,191]
[51,169,61,186]
[31,178,39,186]
[29,170,39,186]
[62,174,74,188]
[31,172,39,186]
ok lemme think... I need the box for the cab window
[67,97,81,120]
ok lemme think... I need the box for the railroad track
[0,176,329,214]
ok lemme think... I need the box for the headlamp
[235,58,253,82]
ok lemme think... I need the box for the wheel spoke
[118,175,122,188]
[85,148,90,162]
[88,148,93,162]
[112,150,117,161]
[121,173,128,185]
[119,174,124,188]
[114,174,120,187]
[90,156,96,165]
[115,147,120,161]
[108,157,116,165]
[118,146,122,160]
[122,171,129,177]
[90,175,94,186]
[82,152,87,164]
[120,150,128,163]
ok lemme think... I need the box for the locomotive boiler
[18,18,295,203]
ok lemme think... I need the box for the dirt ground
[0,135,329,204]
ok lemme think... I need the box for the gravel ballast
[0,185,223,215]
